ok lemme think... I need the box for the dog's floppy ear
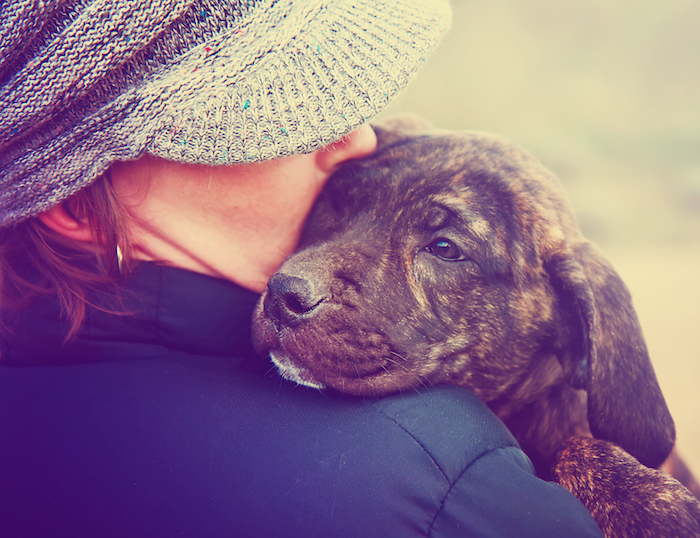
[548,242,675,468]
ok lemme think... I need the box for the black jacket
[0,262,603,537]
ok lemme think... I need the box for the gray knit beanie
[0,0,451,226]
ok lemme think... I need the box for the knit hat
[0,0,451,226]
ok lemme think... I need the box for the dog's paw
[552,436,700,538]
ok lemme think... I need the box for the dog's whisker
[351,361,363,380]
[382,355,412,369]
[411,374,432,392]
[390,350,408,362]
[381,355,432,392]
[338,360,346,393]
[382,357,424,384]
[411,376,434,395]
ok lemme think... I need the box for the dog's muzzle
[258,273,329,389]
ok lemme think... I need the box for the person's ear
[315,124,378,173]
[38,202,93,242]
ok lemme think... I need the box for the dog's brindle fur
[252,117,700,537]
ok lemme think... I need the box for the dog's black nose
[264,273,324,326]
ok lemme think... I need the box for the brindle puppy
[252,116,700,537]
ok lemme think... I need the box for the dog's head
[252,117,675,468]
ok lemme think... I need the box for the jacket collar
[1,262,262,365]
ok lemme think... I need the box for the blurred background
[380,0,700,476]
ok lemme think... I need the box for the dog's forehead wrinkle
[424,204,450,230]
[421,193,510,275]
[430,148,576,284]
[438,172,538,281]
[430,198,495,245]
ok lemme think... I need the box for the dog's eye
[426,238,463,261]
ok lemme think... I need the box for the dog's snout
[264,274,324,326]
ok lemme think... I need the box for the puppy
[252,116,700,537]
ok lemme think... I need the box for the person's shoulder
[365,386,603,538]
[368,385,531,482]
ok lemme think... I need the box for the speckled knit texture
[0,0,451,226]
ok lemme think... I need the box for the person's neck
[111,153,330,292]
[128,208,304,293]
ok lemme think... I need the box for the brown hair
[0,170,134,342]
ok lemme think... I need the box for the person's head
[0,0,451,337]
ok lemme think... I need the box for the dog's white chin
[269,349,326,390]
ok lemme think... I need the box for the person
[0,1,604,536]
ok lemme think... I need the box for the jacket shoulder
[371,386,531,481]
